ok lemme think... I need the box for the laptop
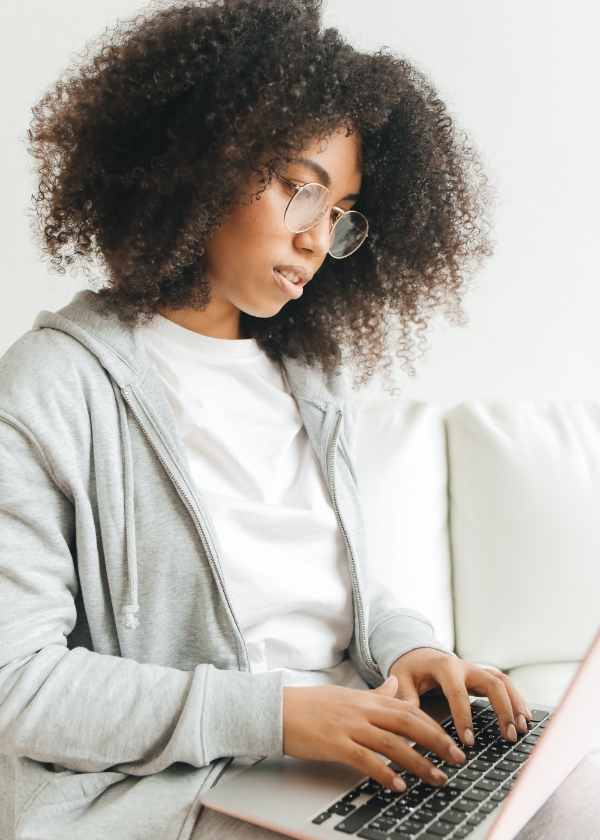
[200,628,600,840]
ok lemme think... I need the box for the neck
[156,301,245,340]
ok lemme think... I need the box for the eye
[282,178,303,196]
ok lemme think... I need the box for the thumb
[394,675,421,707]
[372,675,398,697]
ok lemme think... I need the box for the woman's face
[202,128,363,325]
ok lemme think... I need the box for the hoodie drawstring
[112,382,140,630]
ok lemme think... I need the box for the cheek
[207,195,285,267]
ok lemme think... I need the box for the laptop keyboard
[311,699,551,839]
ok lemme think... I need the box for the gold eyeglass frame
[277,174,369,259]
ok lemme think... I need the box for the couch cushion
[506,662,579,707]
[447,400,600,670]
[355,399,454,649]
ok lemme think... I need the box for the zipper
[328,410,380,677]
[121,388,251,672]
[185,757,235,840]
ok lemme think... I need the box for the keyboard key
[423,799,448,813]
[357,831,388,840]
[432,788,461,802]
[537,718,551,728]
[474,778,500,792]
[453,799,479,812]
[453,828,476,838]
[329,802,357,816]
[394,820,423,835]
[313,812,332,824]
[524,734,540,745]
[492,790,509,801]
[506,751,528,764]
[470,760,493,772]
[335,806,381,833]
[426,821,455,836]
[529,709,549,722]
[513,743,534,755]
[442,810,467,824]
[435,764,459,778]
[368,795,395,810]
[369,817,398,831]
[464,789,487,802]
[486,769,509,782]
[447,778,471,791]
[360,781,384,796]
[480,802,498,814]
[411,810,437,825]
[386,805,412,819]
[458,769,482,781]
[342,790,362,803]
[467,813,486,825]
[496,760,520,773]
[405,787,434,805]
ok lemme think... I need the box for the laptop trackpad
[201,755,364,830]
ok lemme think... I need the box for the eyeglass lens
[284,183,367,258]
[328,212,369,259]
[285,183,330,233]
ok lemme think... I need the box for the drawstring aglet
[122,604,140,630]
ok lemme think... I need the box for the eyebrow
[294,157,360,202]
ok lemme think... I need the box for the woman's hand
[389,648,532,746]
[282,676,467,792]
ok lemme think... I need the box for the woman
[0,1,530,838]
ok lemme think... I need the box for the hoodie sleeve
[0,413,283,776]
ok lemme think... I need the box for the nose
[293,214,331,258]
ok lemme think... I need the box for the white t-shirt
[142,315,368,689]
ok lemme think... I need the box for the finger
[343,740,409,793]
[434,666,475,746]
[368,725,453,787]
[483,669,531,733]
[370,702,466,768]
[468,668,517,742]
[394,673,421,707]
[372,675,399,699]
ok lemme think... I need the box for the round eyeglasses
[279,176,369,259]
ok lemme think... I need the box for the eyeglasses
[278,175,369,259]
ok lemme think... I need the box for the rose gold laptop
[201,629,600,840]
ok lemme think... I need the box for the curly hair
[28,0,492,385]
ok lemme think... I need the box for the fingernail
[507,723,517,742]
[525,706,532,719]
[463,728,474,746]
[450,744,466,764]
[516,714,527,732]
[393,776,407,792]
[430,767,448,785]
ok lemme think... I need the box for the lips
[273,265,312,299]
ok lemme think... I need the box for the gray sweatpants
[192,754,600,840]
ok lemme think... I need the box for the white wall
[2,0,599,411]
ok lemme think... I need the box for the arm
[0,414,282,775]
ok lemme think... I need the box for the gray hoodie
[0,291,448,840]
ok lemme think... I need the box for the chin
[241,299,288,320]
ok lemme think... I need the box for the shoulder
[0,325,113,438]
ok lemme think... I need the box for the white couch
[355,398,600,710]
[1,397,600,839]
